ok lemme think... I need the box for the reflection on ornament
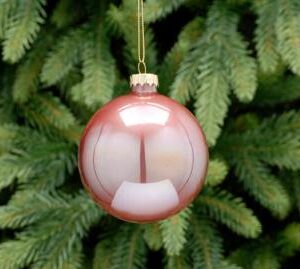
[78,74,208,223]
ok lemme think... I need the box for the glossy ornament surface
[79,75,208,223]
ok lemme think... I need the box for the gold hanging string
[137,0,147,73]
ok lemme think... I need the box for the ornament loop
[138,61,147,74]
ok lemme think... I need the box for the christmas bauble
[78,74,208,223]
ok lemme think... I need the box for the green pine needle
[277,223,300,258]
[254,0,280,73]
[41,26,85,86]
[0,0,18,38]
[0,190,68,228]
[13,31,53,103]
[3,0,46,63]
[175,2,257,146]
[254,76,300,106]
[93,239,114,269]
[71,23,115,109]
[165,255,191,269]
[276,0,300,75]
[143,223,163,251]
[21,93,77,130]
[189,217,223,269]
[145,0,187,22]
[51,0,83,29]
[206,159,228,186]
[111,225,147,269]
[251,247,280,269]
[163,17,204,96]
[197,188,261,238]
[170,38,206,105]
[235,157,292,218]
[159,207,191,256]
[0,239,40,269]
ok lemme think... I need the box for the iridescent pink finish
[78,84,208,223]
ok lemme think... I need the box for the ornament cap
[130,73,159,87]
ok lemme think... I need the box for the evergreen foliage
[205,159,228,186]
[172,1,257,146]
[159,207,191,256]
[197,188,261,238]
[2,0,46,63]
[0,0,299,268]
[143,223,163,251]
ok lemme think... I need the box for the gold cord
[137,0,147,73]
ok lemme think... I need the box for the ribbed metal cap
[130,73,159,87]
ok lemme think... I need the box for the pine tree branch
[276,223,300,258]
[234,157,291,218]
[143,223,163,251]
[222,26,257,102]
[231,243,281,269]
[229,245,254,269]
[253,76,300,106]
[144,0,187,22]
[111,225,147,269]
[159,207,191,256]
[0,67,16,124]
[0,238,41,269]
[254,0,280,73]
[51,0,84,29]
[197,188,261,238]
[165,255,191,269]
[41,26,86,85]
[189,217,223,269]
[0,192,101,269]
[177,2,256,146]
[0,155,32,190]
[276,0,300,75]
[170,38,206,105]
[216,261,242,269]
[0,190,69,228]
[3,0,46,63]
[167,17,204,99]
[287,172,300,213]
[93,239,114,269]
[194,5,239,145]
[12,31,53,103]
[0,126,76,190]
[0,124,20,154]
[194,41,230,146]
[219,110,300,170]
[0,0,18,38]
[58,243,83,269]
[71,21,115,109]
[206,159,228,186]
[21,93,77,130]
[252,246,281,269]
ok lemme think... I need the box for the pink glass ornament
[78,74,208,223]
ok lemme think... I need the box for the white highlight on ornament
[175,113,208,202]
[145,126,193,190]
[120,105,169,126]
[111,179,179,216]
[81,125,111,202]
[94,128,140,195]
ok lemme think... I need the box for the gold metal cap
[130,73,159,87]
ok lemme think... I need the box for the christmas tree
[0,0,300,268]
